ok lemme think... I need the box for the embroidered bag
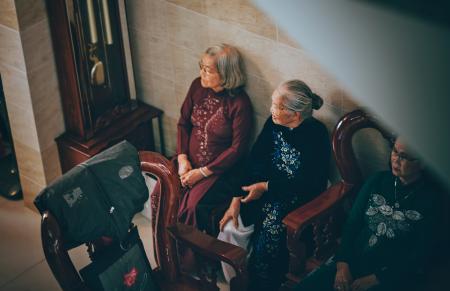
[80,226,158,291]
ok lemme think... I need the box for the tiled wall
[126,0,391,181]
[0,0,391,210]
[0,0,64,208]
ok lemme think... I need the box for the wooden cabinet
[46,0,164,172]
[56,102,163,173]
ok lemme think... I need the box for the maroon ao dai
[177,77,253,226]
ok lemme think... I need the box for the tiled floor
[0,196,229,291]
[0,196,153,291]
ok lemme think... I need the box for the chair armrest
[283,182,353,240]
[167,223,247,277]
[41,211,88,291]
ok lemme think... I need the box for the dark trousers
[294,257,400,291]
[196,177,233,236]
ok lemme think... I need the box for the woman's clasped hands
[178,154,212,188]
[334,262,379,291]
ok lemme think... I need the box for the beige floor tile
[0,260,60,291]
[0,197,44,287]
[0,195,229,290]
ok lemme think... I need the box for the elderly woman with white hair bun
[177,44,253,236]
[218,79,331,290]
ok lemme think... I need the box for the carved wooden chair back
[281,109,393,288]
[40,151,247,291]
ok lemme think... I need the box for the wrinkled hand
[240,182,267,203]
[178,155,192,177]
[350,274,379,291]
[180,169,203,188]
[219,198,241,231]
[334,262,353,291]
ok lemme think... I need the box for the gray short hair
[204,44,246,90]
[277,79,323,119]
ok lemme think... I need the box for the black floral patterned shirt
[336,171,440,285]
[237,116,330,204]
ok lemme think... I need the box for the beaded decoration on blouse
[272,130,301,179]
[191,94,224,165]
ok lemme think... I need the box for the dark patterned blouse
[238,116,330,204]
[336,171,440,285]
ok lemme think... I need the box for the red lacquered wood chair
[40,151,247,291]
[281,109,393,288]
[281,109,449,291]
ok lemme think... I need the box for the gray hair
[204,44,246,90]
[277,79,323,119]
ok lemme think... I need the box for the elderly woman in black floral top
[218,79,331,291]
[295,138,441,291]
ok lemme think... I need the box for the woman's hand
[240,182,268,203]
[350,274,379,291]
[334,262,353,291]
[180,169,204,188]
[219,197,242,231]
[178,154,192,177]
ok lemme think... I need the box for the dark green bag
[34,141,148,246]
[80,226,158,291]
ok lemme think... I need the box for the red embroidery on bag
[123,267,138,287]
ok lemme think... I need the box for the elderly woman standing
[177,44,253,235]
[294,138,441,291]
[219,80,330,290]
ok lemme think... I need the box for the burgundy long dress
[177,77,252,230]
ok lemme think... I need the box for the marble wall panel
[206,16,242,48]
[147,72,178,119]
[161,115,178,157]
[19,174,44,210]
[0,0,19,30]
[166,4,209,55]
[0,64,32,110]
[125,0,148,30]
[0,0,68,207]
[231,28,279,82]
[123,0,393,173]
[166,0,205,15]
[204,0,276,41]
[353,128,392,179]
[14,0,46,31]
[129,28,152,89]
[277,26,301,49]
[20,18,53,73]
[0,26,26,71]
[147,0,169,40]
[148,35,175,80]
[245,74,273,117]
[27,60,64,151]
[170,44,200,104]
[6,102,40,151]
[41,142,62,184]
[13,141,46,186]
[312,103,341,137]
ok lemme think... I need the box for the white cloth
[217,215,254,282]
[141,172,157,221]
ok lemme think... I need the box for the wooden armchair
[281,109,450,290]
[40,151,247,291]
[281,109,393,288]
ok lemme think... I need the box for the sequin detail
[272,130,301,179]
[191,95,224,165]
